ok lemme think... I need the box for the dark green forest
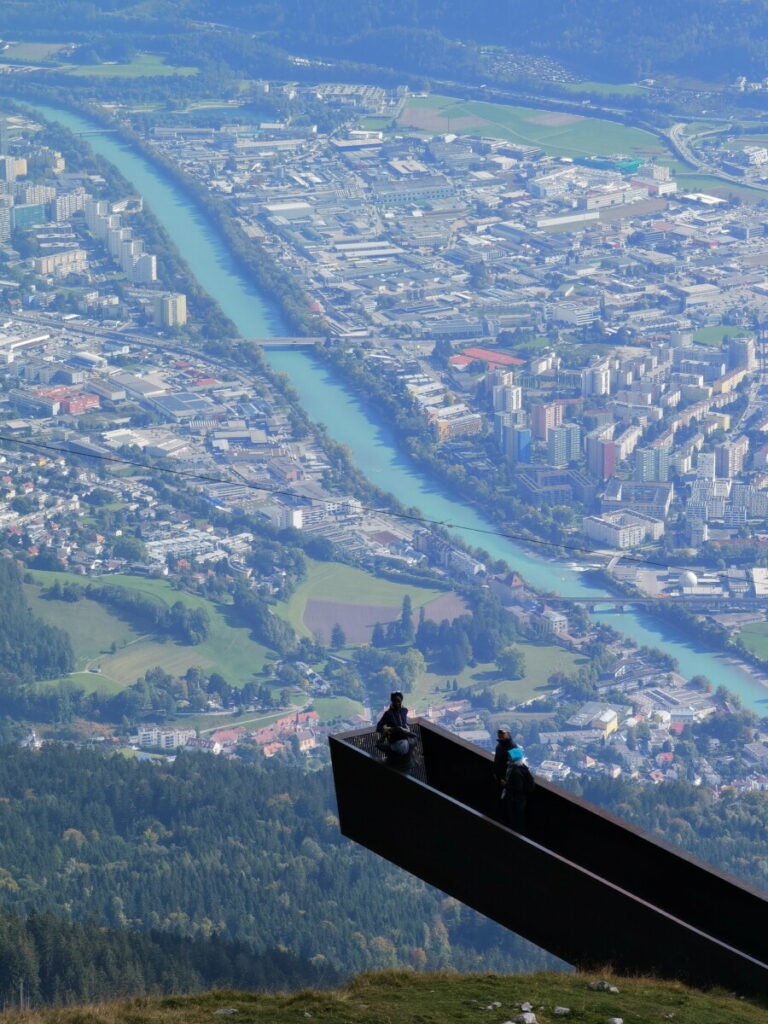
[0,910,338,1007]
[0,746,557,978]
[1,0,768,80]
[0,560,73,684]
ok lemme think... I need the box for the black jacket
[493,737,517,782]
[376,705,409,732]
[504,761,534,802]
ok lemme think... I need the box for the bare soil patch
[304,591,469,644]
[398,106,489,133]
[524,111,583,126]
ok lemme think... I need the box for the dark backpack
[505,761,535,798]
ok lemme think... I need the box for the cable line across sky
[0,431,757,591]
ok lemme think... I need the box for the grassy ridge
[10,970,768,1024]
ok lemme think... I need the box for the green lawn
[562,80,645,96]
[674,172,767,201]
[411,643,584,712]
[68,55,197,78]
[398,95,663,158]
[313,696,366,723]
[277,559,444,639]
[737,623,768,659]
[34,671,125,697]
[28,571,269,688]
[693,325,753,346]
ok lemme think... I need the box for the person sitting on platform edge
[503,747,535,834]
[493,724,518,790]
[376,690,408,733]
[376,725,416,775]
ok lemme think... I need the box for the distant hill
[11,969,768,1023]
[2,0,768,81]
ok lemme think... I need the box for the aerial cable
[0,432,755,587]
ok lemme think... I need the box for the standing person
[503,747,534,834]
[376,725,416,775]
[493,725,518,789]
[376,691,408,733]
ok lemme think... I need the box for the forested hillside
[1,0,767,80]
[0,911,337,1006]
[0,561,72,684]
[0,746,556,977]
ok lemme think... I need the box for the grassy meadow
[10,969,768,1024]
[398,95,663,158]
[68,55,197,77]
[27,571,268,690]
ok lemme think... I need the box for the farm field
[277,559,463,644]
[28,571,269,689]
[68,54,197,77]
[398,95,663,158]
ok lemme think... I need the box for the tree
[330,623,346,651]
[371,622,386,647]
[497,646,526,679]
[399,595,414,643]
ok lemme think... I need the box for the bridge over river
[247,336,323,348]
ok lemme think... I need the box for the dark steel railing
[330,717,768,995]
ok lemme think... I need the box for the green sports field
[693,325,753,347]
[398,95,663,159]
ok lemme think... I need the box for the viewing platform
[330,719,768,994]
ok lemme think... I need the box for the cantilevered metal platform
[329,719,768,994]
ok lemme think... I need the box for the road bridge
[245,337,323,348]
[330,720,768,994]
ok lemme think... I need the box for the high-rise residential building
[129,252,157,284]
[635,446,670,482]
[492,384,522,413]
[715,436,749,478]
[581,359,612,396]
[531,401,563,440]
[0,196,12,242]
[50,190,89,222]
[154,292,187,328]
[513,427,532,463]
[15,183,55,206]
[696,451,716,480]
[728,335,757,372]
[547,423,582,467]
[586,425,618,481]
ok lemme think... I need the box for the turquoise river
[29,103,768,712]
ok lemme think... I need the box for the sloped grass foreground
[8,970,768,1024]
